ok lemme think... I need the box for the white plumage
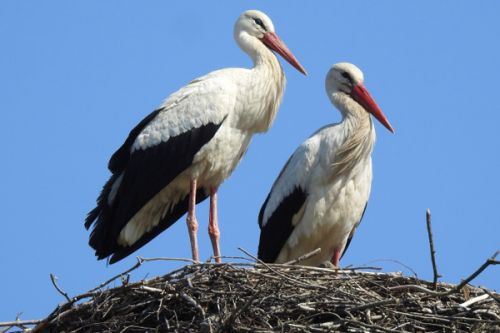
[85,9,306,264]
[258,63,393,267]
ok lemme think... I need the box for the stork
[85,10,306,264]
[258,62,393,267]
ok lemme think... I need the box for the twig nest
[25,263,500,332]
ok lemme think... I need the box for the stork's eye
[254,18,266,30]
[341,72,352,81]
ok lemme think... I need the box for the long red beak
[261,32,307,75]
[351,83,394,133]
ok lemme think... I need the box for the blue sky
[1,1,499,323]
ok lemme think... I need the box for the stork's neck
[329,92,376,178]
[237,34,286,132]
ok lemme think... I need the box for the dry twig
[425,208,441,289]
[283,247,322,265]
[49,273,71,302]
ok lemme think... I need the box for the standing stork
[85,10,306,264]
[258,63,393,267]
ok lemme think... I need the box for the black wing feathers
[257,192,271,228]
[108,108,162,173]
[258,187,307,263]
[85,172,121,230]
[111,121,224,235]
[86,115,225,262]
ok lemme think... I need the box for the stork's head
[326,62,394,133]
[234,10,307,75]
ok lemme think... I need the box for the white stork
[85,10,306,264]
[258,63,393,267]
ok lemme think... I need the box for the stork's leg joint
[187,215,199,233]
[209,187,222,263]
[187,178,200,262]
[208,224,220,240]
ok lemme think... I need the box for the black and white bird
[85,10,306,264]
[258,63,393,267]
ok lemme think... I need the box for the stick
[363,258,419,278]
[88,257,144,293]
[452,250,499,293]
[482,288,500,305]
[237,247,327,290]
[179,292,205,319]
[89,256,197,294]
[138,256,199,265]
[284,248,322,265]
[425,209,441,289]
[459,293,490,308]
[50,273,71,302]
[348,298,399,312]
[0,319,42,328]
[472,309,500,321]
[140,285,163,293]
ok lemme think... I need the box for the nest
[13,255,498,333]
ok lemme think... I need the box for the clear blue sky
[1,1,499,322]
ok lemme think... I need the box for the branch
[179,292,205,319]
[482,288,500,305]
[138,256,199,265]
[238,247,327,290]
[0,319,42,328]
[362,258,419,278]
[284,248,322,265]
[50,273,71,302]
[452,250,499,293]
[459,293,490,308]
[425,209,441,289]
[348,298,399,312]
[390,250,500,296]
[88,257,144,293]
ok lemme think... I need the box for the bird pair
[85,10,394,268]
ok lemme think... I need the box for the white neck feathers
[330,92,375,179]
[237,32,286,132]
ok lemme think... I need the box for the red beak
[261,32,307,75]
[351,83,394,133]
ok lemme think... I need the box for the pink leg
[208,187,221,263]
[330,247,342,268]
[186,179,200,262]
